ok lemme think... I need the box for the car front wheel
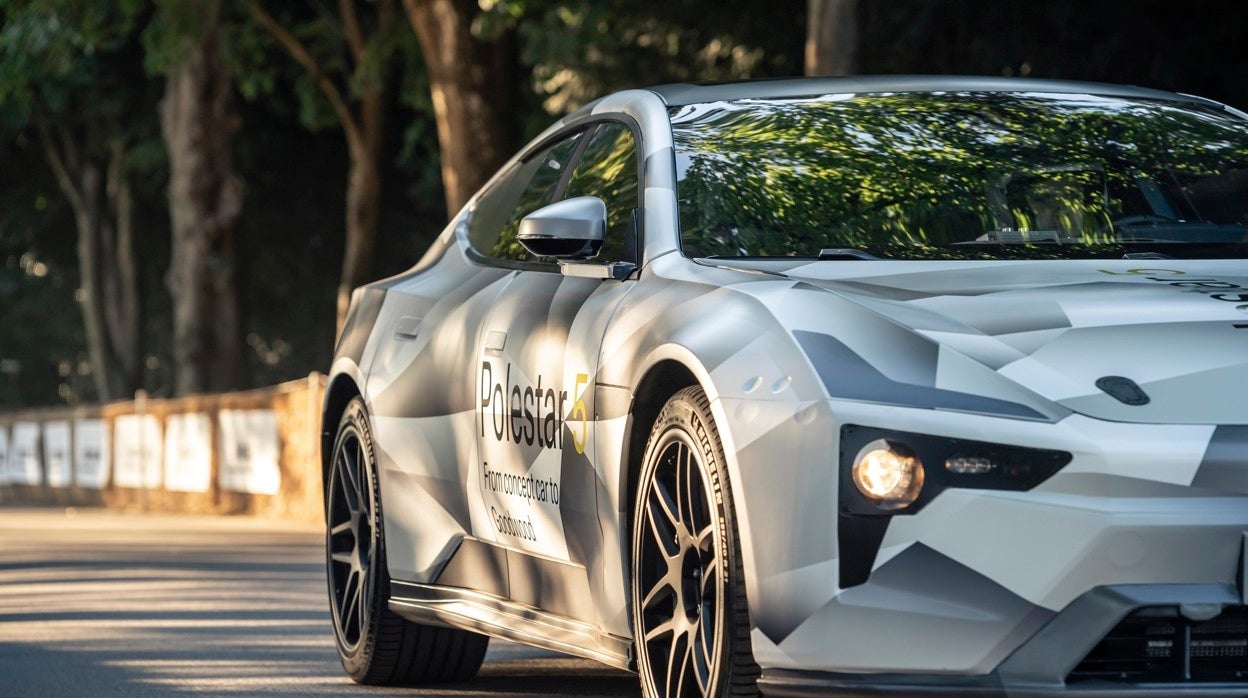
[631,386,760,697]
[327,397,488,685]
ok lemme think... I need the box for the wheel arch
[621,358,700,525]
[322,372,363,496]
[619,344,746,528]
[619,353,764,688]
[616,346,760,634]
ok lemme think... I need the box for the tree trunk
[402,0,517,217]
[161,10,246,396]
[38,122,141,402]
[806,0,858,76]
[74,163,130,402]
[102,141,142,397]
[245,0,394,332]
[337,89,384,329]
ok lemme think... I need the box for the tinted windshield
[671,92,1248,259]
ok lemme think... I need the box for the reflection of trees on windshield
[672,92,1248,259]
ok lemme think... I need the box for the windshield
[670,92,1248,260]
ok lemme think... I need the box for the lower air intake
[1068,605,1248,684]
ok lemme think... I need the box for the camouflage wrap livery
[325,77,1248,696]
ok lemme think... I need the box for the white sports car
[322,76,1248,696]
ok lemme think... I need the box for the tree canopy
[1,0,1246,407]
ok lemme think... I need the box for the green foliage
[222,4,338,131]
[394,57,443,215]
[222,12,282,102]
[0,0,168,406]
[236,2,415,133]
[4,0,1248,407]
[510,0,802,116]
[474,0,526,41]
[141,1,219,76]
[0,0,162,173]
[0,0,146,127]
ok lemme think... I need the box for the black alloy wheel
[327,404,375,654]
[326,398,488,685]
[632,387,759,697]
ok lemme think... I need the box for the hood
[767,258,1248,425]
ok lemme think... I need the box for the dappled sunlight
[0,507,638,696]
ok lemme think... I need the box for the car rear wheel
[327,398,488,685]
[631,386,760,697]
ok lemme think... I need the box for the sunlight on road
[0,507,638,697]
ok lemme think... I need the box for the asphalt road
[0,506,639,697]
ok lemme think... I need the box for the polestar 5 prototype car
[322,76,1248,696]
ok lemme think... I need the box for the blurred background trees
[149,1,247,396]
[245,0,403,329]
[0,0,153,402]
[1,0,1245,407]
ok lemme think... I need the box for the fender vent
[1068,606,1248,684]
[1095,376,1150,406]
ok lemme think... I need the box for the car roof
[646,75,1218,109]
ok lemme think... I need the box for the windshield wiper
[818,248,880,260]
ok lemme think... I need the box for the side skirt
[389,580,634,671]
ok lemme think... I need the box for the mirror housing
[517,196,606,259]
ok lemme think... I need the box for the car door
[361,129,590,586]
[470,121,642,623]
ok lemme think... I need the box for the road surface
[0,506,639,697]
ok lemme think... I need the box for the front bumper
[711,348,1248,694]
[759,583,1248,697]
[734,398,1248,688]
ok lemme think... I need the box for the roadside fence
[0,373,326,524]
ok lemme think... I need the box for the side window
[468,131,584,262]
[564,123,639,262]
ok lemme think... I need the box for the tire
[631,386,760,697]
[326,398,488,685]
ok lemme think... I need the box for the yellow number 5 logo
[571,373,589,454]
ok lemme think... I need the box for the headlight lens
[839,425,1071,517]
[851,439,924,510]
[837,425,1072,590]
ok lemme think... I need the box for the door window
[467,120,641,265]
[564,123,640,262]
[468,131,584,262]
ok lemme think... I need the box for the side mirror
[517,196,606,259]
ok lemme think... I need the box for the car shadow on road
[464,657,640,697]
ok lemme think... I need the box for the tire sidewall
[631,387,739,697]
[328,398,388,677]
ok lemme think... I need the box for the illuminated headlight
[851,440,924,510]
[839,425,1071,517]
[837,425,1071,589]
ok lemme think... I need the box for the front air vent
[1095,376,1150,406]
[1068,605,1248,684]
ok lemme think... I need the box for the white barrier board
[164,413,212,493]
[113,414,163,489]
[0,425,9,485]
[74,419,110,489]
[9,422,42,485]
[218,409,280,495]
[42,421,72,487]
